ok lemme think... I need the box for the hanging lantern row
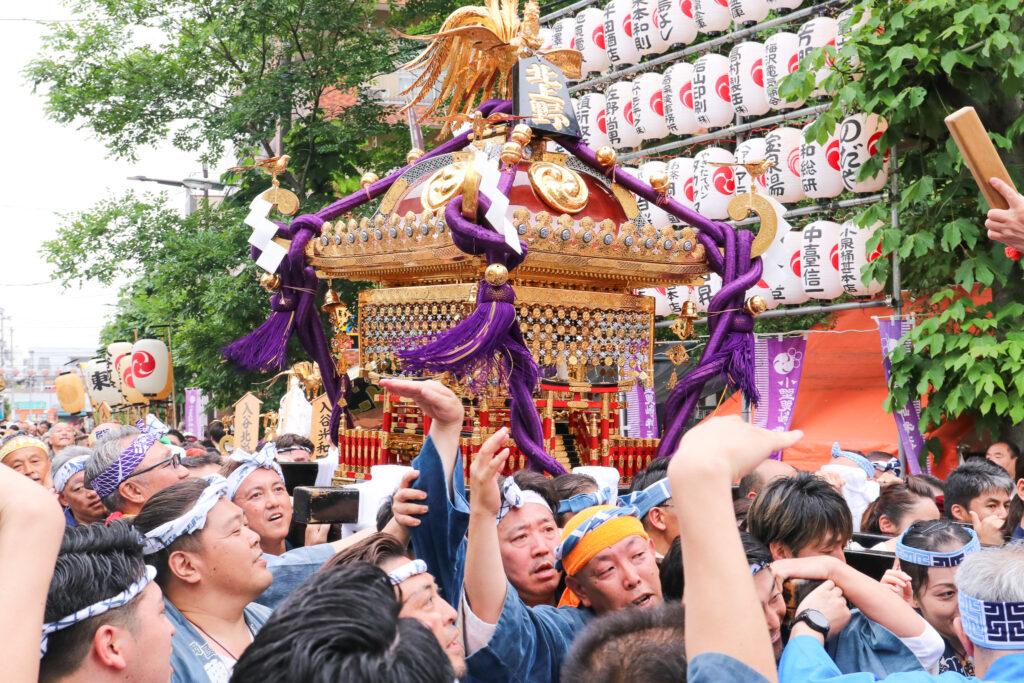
[604,112,887,228]
[643,217,884,315]
[85,339,173,409]
[544,0,809,76]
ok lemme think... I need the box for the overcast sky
[1,2,222,368]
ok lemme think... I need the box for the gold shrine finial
[397,0,581,138]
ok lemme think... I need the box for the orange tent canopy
[706,305,971,478]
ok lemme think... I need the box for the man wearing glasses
[84,423,189,518]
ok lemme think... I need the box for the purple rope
[558,136,764,458]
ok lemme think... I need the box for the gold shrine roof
[308,144,711,289]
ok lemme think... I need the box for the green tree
[783,0,1024,456]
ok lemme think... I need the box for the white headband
[387,559,428,586]
[226,443,282,500]
[497,477,551,524]
[41,565,156,656]
[142,475,229,554]
[53,455,89,494]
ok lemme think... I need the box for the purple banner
[877,318,924,475]
[626,354,658,439]
[753,336,806,459]
[184,388,205,437]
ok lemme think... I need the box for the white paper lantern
[694,0,731,35]
[838,220,885,296]
[130,338,170,398]
[764,126,805,204]
[694,146,735,220]
[632,72,669,141]
[762,228,809,305]
[836,7,868,80]
[605,0,642,67]
[800,220,843,300]
[575,8,611,75]
[766,0,802,10]
[734,137,768,196]
[638,161,673,228]
[764,32,803,110]
[728,42,769,117]
[693,54,733,129]
[105,340,133,392]
[663,0,699,47]
[667,157,696,218]
[605,81,642,149]
[662,62,700,136]
[538,27,554,50]
[694,273,723,313]
[840,113,888,193]
[631,0,670,56]
[800,132,843,199]
[84,358,124,408]
[116,355,148,405]
[551,17,576,50]
[747,278,780,310]
[729,0,769,27]
[577,93,611,149]
[797,17,837,97]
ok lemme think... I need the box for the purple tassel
[222,294,297,373]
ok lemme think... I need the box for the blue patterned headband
[750,560,769,576]
[554,505,639,572]
[830,442,876,479]
[387,559,428,586]
[619,479,672,518]
[142,475,229,555]
[226,443,282,500]
[89,420,158,499]
[557,487,614,515]
[497,477,551,524]
[959,591,1024,650]
[877,457,902,478]
[41,565,156,656]
[53,455,89,494]
[895,528,980,567]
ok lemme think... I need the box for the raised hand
[969,509,1007,546]
[669,415,803,483]
[392,469,428,528]
[986,177,1024,251]
[880,559,914,605]
[469,427,510,518]
[378,378,465,429]
[795,580,852,640]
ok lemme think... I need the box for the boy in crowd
[944,459,1013,545]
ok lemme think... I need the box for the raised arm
[0,464,66,682]
[668,416,802,683]
[463,427,511,623]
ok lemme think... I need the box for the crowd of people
[2,385,1024,683]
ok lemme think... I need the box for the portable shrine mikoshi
[224,0,778,483]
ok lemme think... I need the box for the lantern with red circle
[800,220,843,300]
[667,157,696,216]
[84,357,124,408]
[577,93,611,149]
[575,8,610,76]
[734,137,768,195]
[800,132,843,199]
[105,340,133,392]
[766,0,802,10]
[838,219,885,296]
[539,27,554,50]
[605,82,642,150]
[729,0,769,27]
[693,0,731,35]
[116,355,148,405]
[764,126,805,204]
[662,62,700,136]
[836,7,868,81]
[747,278,780,310]
[130,338,170,398]
[728,41,769,117]
[631,0,670,56]
[764,32,803,110]
[839,113,888,193]
[632,72,669,141]
[796,17,837,98]
[605,0,642,67]
[664,0,699,47]
[694,146,735,220]
[551,17,576,51]
[762,228,809,305]
[693,54,733,129]
[638,161,674,228]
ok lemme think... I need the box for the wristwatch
[793,609,831,638]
